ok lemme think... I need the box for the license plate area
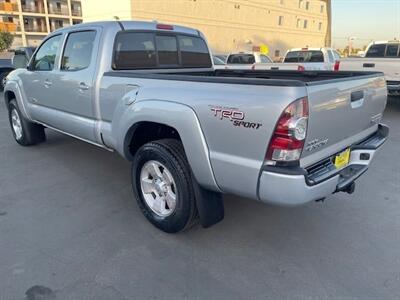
[334,148,351,169]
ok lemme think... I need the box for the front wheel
[132,139,198,233]
[8,99,46,146]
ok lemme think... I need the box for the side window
[155,35,179,66]
[260,55,272,63]
[178,35,212,68]
[333,50,341,61]
[113,32,156,69]
[327,50,334,63]
[61,31,96,71]
[385,44,399,57]
[31,35,62,71]
[366,44,386,57]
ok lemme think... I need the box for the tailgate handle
[270,67,279,70]
[363,63,375,68]
[351,90,364,102]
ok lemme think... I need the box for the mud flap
[192,179,224,228]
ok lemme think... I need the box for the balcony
[23,17,47,32]
[0,21,20,32]
[48,7,69,15]
[71,9,81,17]
[21,5,45,13]
[0,2,18,11]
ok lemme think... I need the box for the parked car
[340,41,400,96]
[283,47,341,71]
[225,52,299,70]
[4,21,388,233]
[0,47,35,91]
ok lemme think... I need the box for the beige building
[82,0,331,58]
[0,0,82,47]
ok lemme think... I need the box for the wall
[131,0,330,57]
[81,0,132,22]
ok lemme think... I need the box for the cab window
[61,31,96,71]
[366,44,386,57]
[385,44,399,57]
[260,55,272,63]
[31,35,62,71]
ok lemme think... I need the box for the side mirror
[12,50,29,69]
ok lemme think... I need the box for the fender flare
[114,100,220,192]
[4,80,32,120]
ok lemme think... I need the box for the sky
[332,0,400,49]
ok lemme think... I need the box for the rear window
[113,32,211,70]
[284,51,324,63]
[385,44,399,57]
[227,54,255,64]
[365,44,386,57]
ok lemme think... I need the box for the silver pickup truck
[4,21,389,233]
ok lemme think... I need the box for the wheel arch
[117,100,220,192]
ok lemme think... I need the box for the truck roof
[53,20,201,37]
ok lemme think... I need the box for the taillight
[334,60,340,71]
[251,64,255,70]
[266,97,309,164]
[297,65,305,71]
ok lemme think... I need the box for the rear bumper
[257,124,389,206]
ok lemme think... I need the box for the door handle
[79,82,89,91]
[44,79,52,88]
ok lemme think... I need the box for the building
[0,0,82,47]
[82,0,331,59]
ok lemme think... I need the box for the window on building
[298,0,303,8]
[297,19,301,28]
[32,34,62,71]
[305,1,310,10]
[320,4,324,13]
[365,44,386,58]
[318,22,322,31]
[274,50,280,57]
[303,20,308,29]
[385,44,399,57]
[278,16,284,26]
[61,31,96,71]
[155,35,179,66]
[280,0,284,5]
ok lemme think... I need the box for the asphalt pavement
[0,95,399,300]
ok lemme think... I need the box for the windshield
[284,50,324,63]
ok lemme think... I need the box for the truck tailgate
[341,58,400,82]
[300,74,387,167]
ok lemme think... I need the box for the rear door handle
[79,82,89,91]
[363,63,375,68]
[44,79,52,88]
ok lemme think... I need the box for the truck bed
[105,69,384,86]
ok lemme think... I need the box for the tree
[0,32,14,52]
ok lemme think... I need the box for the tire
[132,139,198,233]
[8,99,46,146]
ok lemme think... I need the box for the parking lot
[0,94,399,299]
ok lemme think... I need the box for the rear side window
[366,44,386,57]
[284,51,324,63]
[327,50,334,63]
[113,32,211,69]
[61,31,96,71]
[385,44,399,57]
[227,54,255,64]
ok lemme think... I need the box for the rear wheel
[8,99,46,146]
[132,139,198,233]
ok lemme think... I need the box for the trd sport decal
[210,106,262,129]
